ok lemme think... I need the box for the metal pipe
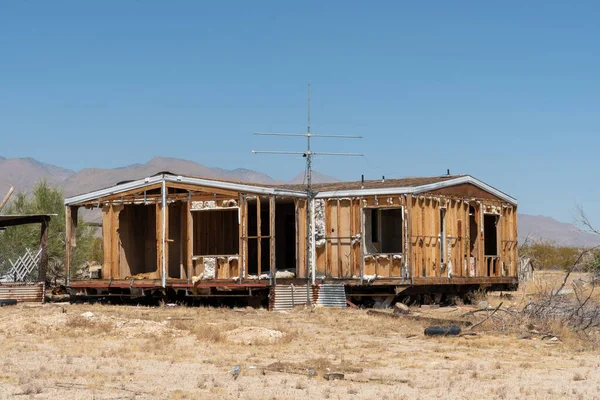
[311,197,316,284]
[161,177,167,288]
[306,83,312,304]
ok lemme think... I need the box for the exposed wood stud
[186,198,193,283]
[257,196,261,277]
[269,196,276,282]
[65,206,72,285]
[336,199,342,277]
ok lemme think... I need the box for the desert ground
[1,274,600,399]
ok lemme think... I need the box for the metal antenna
[252,84,362,296]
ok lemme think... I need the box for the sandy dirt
[1,298,599,400]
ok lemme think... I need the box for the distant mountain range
[518,214,600,248]
[0,156,338,199]
[1,155,599,247]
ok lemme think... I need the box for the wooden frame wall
[410,194,517,282]
[310,192,517,283]
[66,179,517,287]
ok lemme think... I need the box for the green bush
[0,180,101,282]
[519,240,582,271]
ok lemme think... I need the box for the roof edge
[168,175,306,198]
[65,175,164,205]
[64,174,307,205]
[315,175,517,205]
[412,176,517,205]
[64,174,516,206]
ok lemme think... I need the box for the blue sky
[1,1,599,226]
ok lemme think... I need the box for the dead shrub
[275,324,299,344]
[167,320,225,343]
[572,372,586,381]
[524,254,600,341]
[294,380,307,390]
[267,357,362,379]
[66,315,113,335]
[467,288,488,304]
[463,249,600,347]
[20,384,42,395]
[195,324,224,343]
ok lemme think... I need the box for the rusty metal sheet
[0,282,45,303]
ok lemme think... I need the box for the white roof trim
[166,175,306,198]
[65,174,307,205]
[314,176,517,205]
[65,175,164,205]
[411,176,517,205]
[65,174,516,206]
[314,187,412,198]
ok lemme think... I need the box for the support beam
[161,178,167,288]
[242,194,248,279]
[186,196,193,283]
[180,201,186,280]
[269,196,276,282]
[38,218,49,283]
[165,181,240,198]
[155,202,162,281]
[65,206,72,285]
[101,205,112,280]
[238,194,244,281]
[336,199,342,277]
[257,196,261,277]
[111,205,122,280]
[82,183,163,205]
[359,196,365,285]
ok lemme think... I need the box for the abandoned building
[64,173,518,307]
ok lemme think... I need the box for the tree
[0,180,101,282]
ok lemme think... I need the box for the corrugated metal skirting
[270,284,346,311]
[316,284,347,307]
[270,285,311,311]
[0,282,45,303]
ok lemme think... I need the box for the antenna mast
[253,84,362,298]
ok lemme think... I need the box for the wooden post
[405,194,412,281]
[513,209,519,276]
[325,200,331,277]
[242,195,248,279]
[466,202,471,278]
[38,218,48,282]
[269,196,276,279]
[336,199,342,277]
[350,199,355,276]
[180,202,186,280]
[164,202,169,283]
[257,197,261,277]
[359,197,365,284]
[295,199,300,278]
[63,206,78,284]
[156,202,162,281]
[238,194,244,281]
[65,206,72,285]
[102,205,112,280]
[187,197,193,283]
[111,204,122,280]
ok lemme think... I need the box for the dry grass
[1,279,599,399]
